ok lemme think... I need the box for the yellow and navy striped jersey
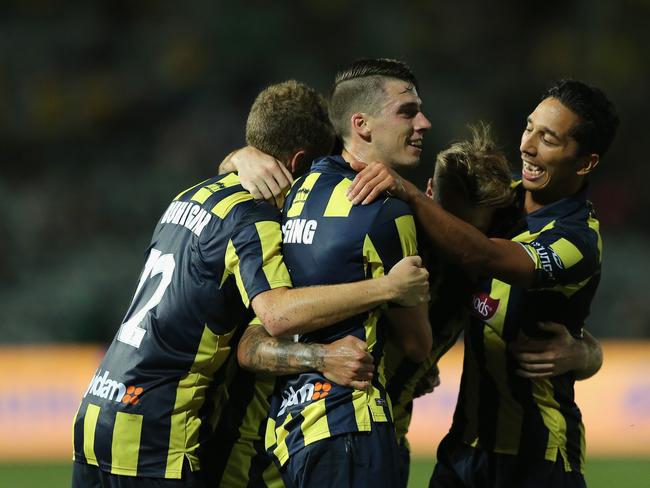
[265,156,418,467]
[72,173,292,479]
[384,203,525,444]
[451,182,601,473]
[384,260,470,443]
[202,325,284,488]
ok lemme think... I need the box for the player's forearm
[573,330,603,380]
[237,326,325,375]
[255,277,396,337]
[405,186,533,287]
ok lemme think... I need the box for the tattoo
[238,326,325,375]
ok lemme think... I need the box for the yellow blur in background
[0,342,648,461]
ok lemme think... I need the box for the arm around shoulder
[251,255,429,337]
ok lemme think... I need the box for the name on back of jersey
[282,218,317,245]
[159,201,212,237]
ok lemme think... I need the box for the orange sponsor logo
[311,382,332,400]
[278,380,334,415]
[84,370,144,405]
[121,386,144,405]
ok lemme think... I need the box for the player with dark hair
[251,58,434,488]
[231,120,603,488]
[70,80,430,488]
[347,78,619,488]
[384,123,604,488]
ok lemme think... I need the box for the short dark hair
[329,58,419,140]
[246,80,335,166]
[542,79,619,157]
[434,122,514,208]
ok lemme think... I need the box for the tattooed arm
[237,324,374,390]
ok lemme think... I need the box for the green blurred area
[1,1,649,343]
[409,458,650,487]
[2,459,649,487]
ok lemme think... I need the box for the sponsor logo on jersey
[160,201,212,237]
[277,381,331,416]
[292,188,311,206]
[530,241,563,280]
[84,370,144,405]
[282,219,317,244]
[470,292,500,321]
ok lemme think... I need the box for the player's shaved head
[329,58,419,142]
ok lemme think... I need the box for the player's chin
[395,154,421,169]
[521,175,550,192]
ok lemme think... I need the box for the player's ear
[425,178,434,198]
[576,153,599,176]
[351,113,371,141]
[288,149,307,175]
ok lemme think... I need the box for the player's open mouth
[407,139,422,150]
[522,161,545,181]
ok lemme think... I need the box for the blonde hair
[434,122,514,208]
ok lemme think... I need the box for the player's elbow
[251,288,294,337]
[236,342,255,371]
[256,310,300,337]
[255,313,286,337]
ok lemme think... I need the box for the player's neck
[341,148,366,167]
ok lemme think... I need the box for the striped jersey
[265,155,418,467]
[384,201,525,444]
[384,260,470,443]
[202,322,284,488]
[451,182,601,473]
[72,173,292,479]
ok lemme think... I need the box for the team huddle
[71,58,619,488]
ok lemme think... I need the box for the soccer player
[382,123,604,488]
[256,58,434,488]
[347,79,619,487]
[70,80,430,488]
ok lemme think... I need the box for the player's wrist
[376,274,399,303]
[311,344,328,372]
[402,178,421,203]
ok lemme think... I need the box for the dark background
[2,0,648,344]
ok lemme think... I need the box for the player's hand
[346,161,408,205]
[413,364,440,398]
[509,321,586,379]
[321,336,374,390]
[387,256,430,307]
[230,145,293,206]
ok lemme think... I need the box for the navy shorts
[429,434,586,488]
[71,461,205,488]
[397,437,411,488]
[280,422,400,488]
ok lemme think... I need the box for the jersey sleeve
[363,198,418,279]
[225,203,292,307]
[519,222,601,290]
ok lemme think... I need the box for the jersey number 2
[117,248,176,348]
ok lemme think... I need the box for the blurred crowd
[1,0,648,342]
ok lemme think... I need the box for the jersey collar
[521,181,590,233]
[311,155,357,178]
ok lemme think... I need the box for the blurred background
[1,0,648,486]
